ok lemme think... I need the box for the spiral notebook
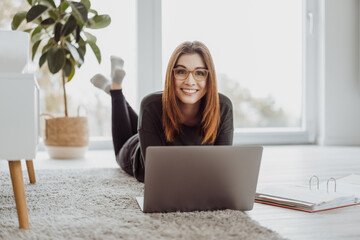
[255,174,360,213]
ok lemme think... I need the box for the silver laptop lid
[143,146,263,213]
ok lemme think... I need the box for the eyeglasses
[173,67,209,81]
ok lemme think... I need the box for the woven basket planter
[43,116,89,159]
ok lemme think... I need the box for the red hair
[162,41,220,144]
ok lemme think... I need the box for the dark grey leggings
[110,89,138,175]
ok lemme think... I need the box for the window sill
[233,128,316,145]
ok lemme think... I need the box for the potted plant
[11,0,111,158]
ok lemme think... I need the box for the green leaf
[81,0,91,9]
[39,51,48,67]
[88,9,98,15]
[75,25,80,42]
[67,58,76,82]
[64,49,71,55]
[31,26,42,37]
[26,5,48,22]
[87,14,111,29]
[41,17,55,25]
[84,31,96,42]
[67,68,75,82]
[77,47,84,62]
[87,41,101,63]
[47,47,66,73]
[31,39,42,60]
[31,26,43,43]
[11,11,27,30]
[48,9,59,20]
[60,2,69,12]
[69,1,88,23]
[61,15,77,36]
[40,0,56,8]
[42,38,54,53]
[63,58,73,77]
[24,28,34,33]
[54,22,63,42]
[27,0,37,6]
[78,37,87,55]
[65,41,84,65]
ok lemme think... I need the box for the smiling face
[174,53,207,106]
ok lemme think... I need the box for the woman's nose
[184,72,196,85]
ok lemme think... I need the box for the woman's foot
[112,67,126,86]
[91,56,126,92]
[90,74,111,94]
[111,55,124,76]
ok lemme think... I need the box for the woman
[91,41,234,182]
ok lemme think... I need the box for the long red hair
[162,41,220,144]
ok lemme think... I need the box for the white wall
[318,0,360,145]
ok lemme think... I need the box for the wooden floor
[1,145,360,239]
[247,145,360,240]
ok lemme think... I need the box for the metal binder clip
[309,175,319,190]
[327,177,337,192]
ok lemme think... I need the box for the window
[159,0,317,144]
[65,0,137,138]
[4,0,318,148]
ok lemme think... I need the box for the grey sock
[111,55,124,77]
[111,67,126,85]
[90,73,111,94]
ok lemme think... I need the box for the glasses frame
[173,67,209,82]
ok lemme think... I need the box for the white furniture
[0,31,39,230]
[0,31,31,73]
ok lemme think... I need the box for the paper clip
[327,177,337,192]
[309,175,319,190]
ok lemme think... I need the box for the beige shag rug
[0,168,284,240]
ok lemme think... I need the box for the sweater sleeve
[137,93,165,161]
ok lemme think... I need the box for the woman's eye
[195,70,205,76]
[177,69,187,75]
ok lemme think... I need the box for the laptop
[136,145,263,213]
